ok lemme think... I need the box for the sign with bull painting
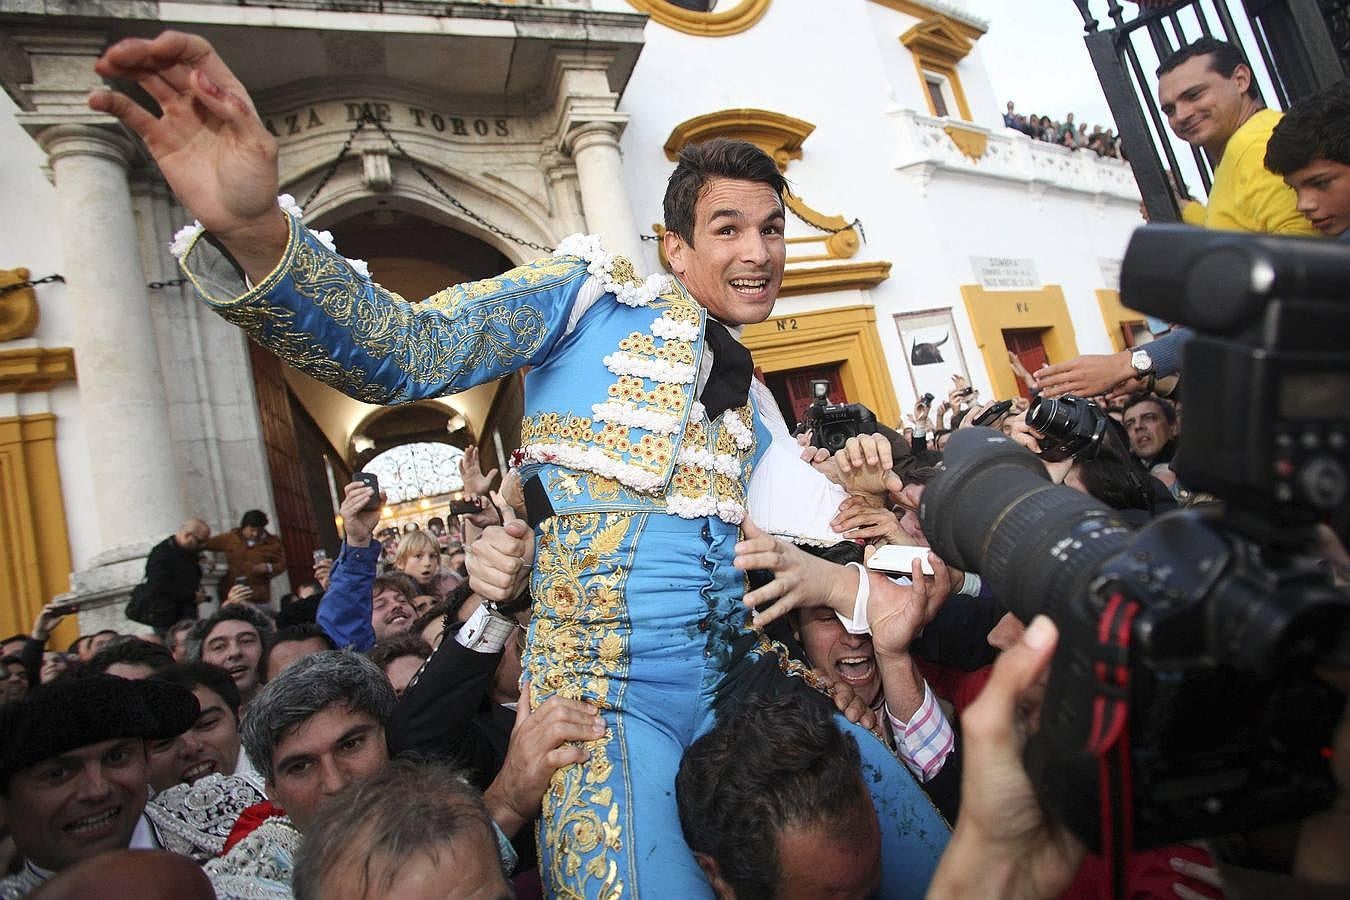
[894,309,973,410]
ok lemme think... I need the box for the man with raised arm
[91,32,949,898]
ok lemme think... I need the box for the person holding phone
[204,510,286,607]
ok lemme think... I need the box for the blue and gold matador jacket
[178,207,770,522]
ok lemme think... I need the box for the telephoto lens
[919,427,1133,623]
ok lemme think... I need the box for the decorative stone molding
[900,15,975,65]
[564,120,623,157]
[942,122,988,161]
[626,0,771,37]
[36,124,137,170]
[867,0,987,39]
[0,347,77,393]
[779,261,892,297]
[890,108,1141,204]
[362,149,393,192]
[663,109,813,172]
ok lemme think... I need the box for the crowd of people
[0,30,1347,900]
[1002,103,1125,159]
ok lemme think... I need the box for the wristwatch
[1130,348,1154,377]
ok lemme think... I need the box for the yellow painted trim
[0,268,40,341]
[663,108,813,171]
[780,261,892,297]
[0,347,78,394]
[1095,289,1147,353]
[959,284,1080,401]
[784,193,859,260]
[625,0,771,36]
[0,415,75,646]
[867,0,986,39]
[661,111,864,264]
[943,122,988,161]
[900,15,975,63]
[743,305,902,427]
[901,15,976,121]
[909,56,973,121]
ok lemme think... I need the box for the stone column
[38,125,185,558]
[566,121,646,265]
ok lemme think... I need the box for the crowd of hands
[443,426,1335,898]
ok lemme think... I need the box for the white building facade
[0,0,1143,640]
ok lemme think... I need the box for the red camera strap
[1086,591,1141,900]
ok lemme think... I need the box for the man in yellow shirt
[1035,37,1318,399]
[1163,39,1317,235]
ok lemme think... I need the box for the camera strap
[1084,591,1141,900]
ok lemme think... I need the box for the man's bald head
[175,518,210,550]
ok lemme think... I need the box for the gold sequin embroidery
[528,513,636,899]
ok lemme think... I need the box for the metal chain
[302,113,555,254]
[787,202,866,243]
[1,274,192,294]
[0,274,65,296]
[367,117,555,253]
[300,116,370,212]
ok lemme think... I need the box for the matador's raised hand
[89,31,288,280]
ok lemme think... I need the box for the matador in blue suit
[168,127,947,895]
[174,146,945,895]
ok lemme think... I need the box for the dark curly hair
[676,694,871,899]
[663,138,787,245]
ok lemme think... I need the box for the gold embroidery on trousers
[529,513,635,899]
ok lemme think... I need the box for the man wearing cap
[0,675,198,897]
[204,510,287,606]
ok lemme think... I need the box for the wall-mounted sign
[260,101,513,140]
[970,256,1040,291]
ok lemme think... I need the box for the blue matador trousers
[524,512,950,899]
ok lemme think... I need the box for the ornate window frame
[900,15,977,121]
[625,0,771,37]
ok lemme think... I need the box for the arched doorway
[361,441,466,542]
[245,206,519,588]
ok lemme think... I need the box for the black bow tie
[700,320,753,422]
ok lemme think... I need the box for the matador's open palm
[90,32,287,274]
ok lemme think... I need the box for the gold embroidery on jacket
[243,236,582,394]
[211,301,391,404]
[294,240,565,382]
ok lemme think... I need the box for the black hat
[0,675,199,788]
[240,510,268,529]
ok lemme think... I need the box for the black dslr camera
[1026,394,1109,461]
[921,227,1350,854]
[798,379,897,454]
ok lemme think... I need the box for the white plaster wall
[0,90,101,572]
[612,0,1144,409]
